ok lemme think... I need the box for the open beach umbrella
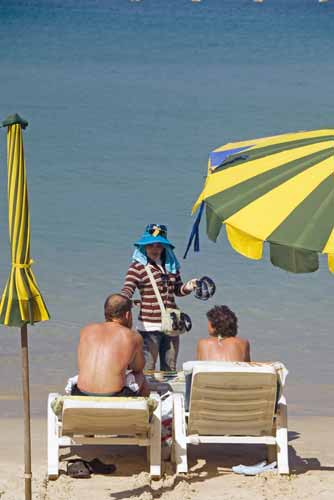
[184,129,334,273]
[0,114,50,500]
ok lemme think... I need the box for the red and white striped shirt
[121,261,190,331]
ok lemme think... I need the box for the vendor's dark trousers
[138,330,179,371]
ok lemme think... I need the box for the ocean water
[0,0,334,417]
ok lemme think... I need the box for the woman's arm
[121,263,141,299]
[174,271,192,297]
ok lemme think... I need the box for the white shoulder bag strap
[145,264,166,315]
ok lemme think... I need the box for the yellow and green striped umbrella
[0,114,50,500]
[0,114,50,326]
[187,129,334,273]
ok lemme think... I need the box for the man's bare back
[197,305,250,362]
[76,294,147,395]
[77,322,145,394]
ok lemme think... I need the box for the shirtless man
[197,305,250,362]
[73,294,148,396]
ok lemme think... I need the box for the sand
[0,416,334,500]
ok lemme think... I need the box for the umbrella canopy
[0,115,49,325]
[188,129,334,273]
[0,114,50,500]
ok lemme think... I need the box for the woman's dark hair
[206,305,238,337]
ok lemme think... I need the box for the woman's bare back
[197,336,250,362]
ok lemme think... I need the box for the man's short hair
[104,294,132,321]
[206,305,238,337]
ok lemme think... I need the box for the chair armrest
[276,394,288,428]
[277,394,287,414]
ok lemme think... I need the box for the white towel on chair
[65,371,140,395]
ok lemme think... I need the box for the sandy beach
[1,415,333,500]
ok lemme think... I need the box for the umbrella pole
[20,324,32,500]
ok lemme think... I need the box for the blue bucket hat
[133,224,180,273]
[134,224,175,249]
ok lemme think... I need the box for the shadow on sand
[57,428,334,499]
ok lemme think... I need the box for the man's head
[206,305,238,338]
[104,294,132,327]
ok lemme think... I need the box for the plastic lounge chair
[172,361,289,475]
[48,392,161,479]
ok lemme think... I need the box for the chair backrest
[62,396,150,436]
[184,362,278,437]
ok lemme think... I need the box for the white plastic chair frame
[47,392,161,479]
[172,365,289,475]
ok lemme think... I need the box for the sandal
[194,276,216,300]
[67,458,116,478]
[67,459,92,478]
[88,458,116,475]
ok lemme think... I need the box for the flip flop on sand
[232,460,277,476]
[67,460,92,479]
[88,458,116,475]
[67,458,116,478]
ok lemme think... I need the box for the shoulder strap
[145,265,166,313]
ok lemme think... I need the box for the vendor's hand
[184,279,198,292]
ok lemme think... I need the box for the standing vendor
[121,224,198,371]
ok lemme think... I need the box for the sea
[0,0,333,418]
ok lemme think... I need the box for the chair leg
[149,392,161,478]
[173,393,188,474]
[171,438,176,464]
[47,393,60,479]
[267,444,277,464]
[276,396,289,474]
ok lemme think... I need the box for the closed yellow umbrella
[0,114,50,500]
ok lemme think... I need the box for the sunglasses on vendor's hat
[146,224,168,238]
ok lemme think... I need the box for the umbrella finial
[2,113,28,129]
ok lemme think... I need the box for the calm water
[0,0,334,417]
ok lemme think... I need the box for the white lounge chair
[48,392,161,479]
[173,361,289,475]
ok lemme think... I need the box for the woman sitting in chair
[197,305,250,362]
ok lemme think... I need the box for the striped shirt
[121,261,190,330]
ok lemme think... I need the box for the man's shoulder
[116,327,142,350]
[80,322,103,332]
[79,322,104,338]
[126,327,142,341]
[114,325,140,340]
